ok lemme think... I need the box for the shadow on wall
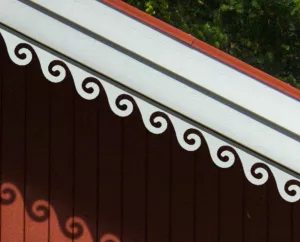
[1,182,120,242]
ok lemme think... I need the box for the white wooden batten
[0,0,300,202]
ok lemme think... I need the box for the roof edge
[2,0,300,172]
[1,26,300,203]
[101,0,300,100]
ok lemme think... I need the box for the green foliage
[124,0,300,89]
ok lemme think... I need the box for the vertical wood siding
[0,34,299,242]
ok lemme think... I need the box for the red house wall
[0,34,299,242]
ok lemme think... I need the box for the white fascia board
[25,0,300,138]
[0,0,300,174]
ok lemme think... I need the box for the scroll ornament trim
[1,29,299,203]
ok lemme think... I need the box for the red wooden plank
[268,178,292,242]
[0,33,3,242]
[24,50,50,242]
[73,89,98,242]
[0,36,26,242]
[244,180,267,242]
[219,148,244,242]
[146,120,171,242]
[122,101,147,242]
[292,201,300,242]
[195,138,219,242]
[97,89,122,241]
[49,66,74,242]
[170,132,195,242]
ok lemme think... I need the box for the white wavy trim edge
[1,28,299,203]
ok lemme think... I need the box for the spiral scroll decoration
[76,76,102,100]
[115,94,135,117]
[284,180,300,199]
[183,128,203,151]
[82,77,102,94]
[1,28,300,203]
[47,60,68,83]
[148,111,169,134]
[0,184,17,205]
[14,43,34,65]
[250,163,270,185]
[216,145,237,168]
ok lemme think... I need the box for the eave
[0,0,300,195]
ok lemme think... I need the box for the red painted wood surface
[147,120,171,242]
[0,34,300,242]
[171,132,195,242]
[98,87,122,241]
[24,49,50,242]
[1,35,26,242]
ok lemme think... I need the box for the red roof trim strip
[101,0,300,100]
